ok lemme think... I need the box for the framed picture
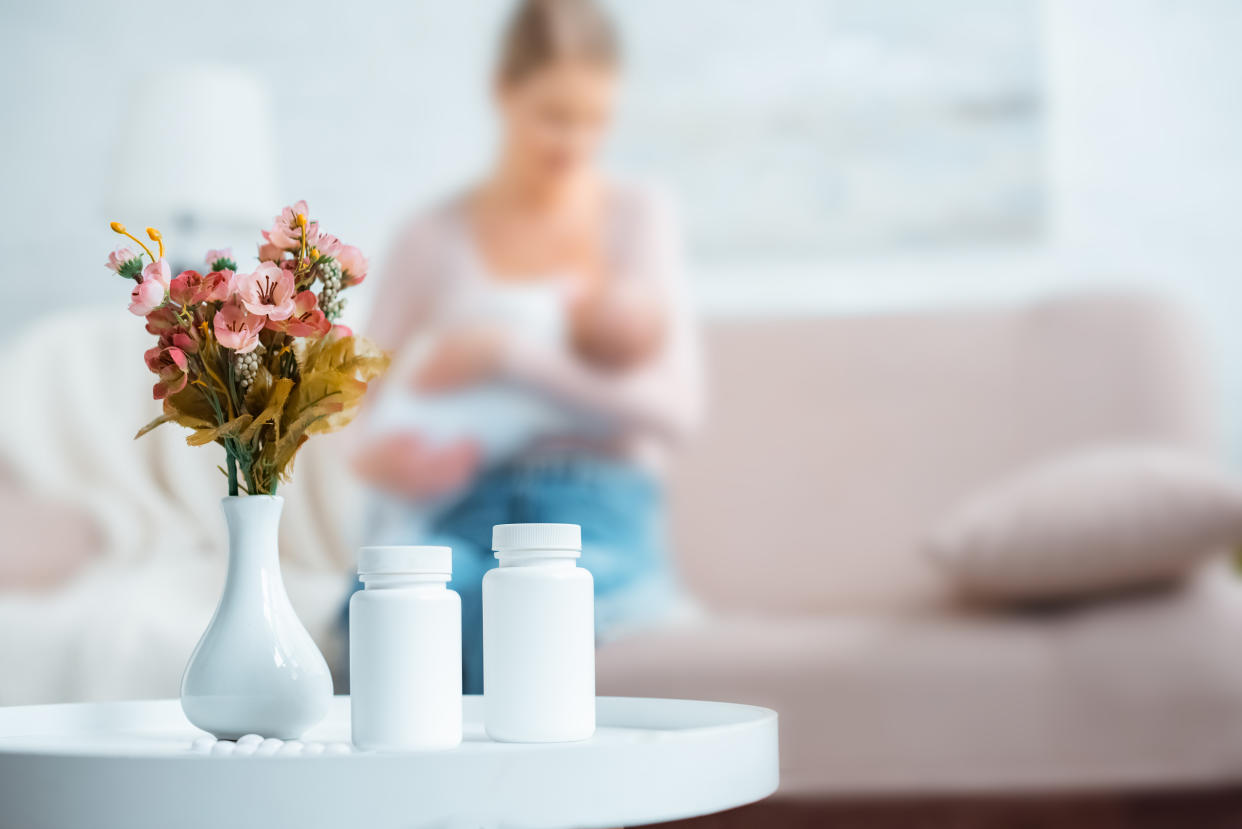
[611,0,1045,260]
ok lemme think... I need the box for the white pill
[211,741,236,756]
[278,740,305,756]
[325,742,352,755]
[255,738,284,756]
[191,736,216,754]
[236,734,264,747]
[302,742,326,757]
[234,740,259,756]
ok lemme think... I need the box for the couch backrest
[668,292,1218,614]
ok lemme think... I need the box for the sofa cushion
[924,447,1242,603]
[597,566,1242,795]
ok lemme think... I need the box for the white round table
[0,696,779,829]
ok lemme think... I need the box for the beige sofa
[597,291,1242,796]
[4,292,1242,798]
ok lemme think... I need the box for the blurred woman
[354,0,702,693]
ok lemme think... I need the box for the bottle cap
[492,523,582,554]
[357,546,452,576]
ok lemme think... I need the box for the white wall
[705,1,1242,307]
[1,0,512,322]
[1047,0,1242,458]
[4,0,1242,452]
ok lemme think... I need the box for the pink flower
[269,290,331,338]
[144,343,189,400]
[204,270,235,302]
[170,269,234,306]
[129,259,173,314]
[169,270,202,306]
[204,248,236,271]
[144,306,181,336]
[143,259,172,288]
[263,200,318,251]
[213,299,265,354]
[148,330,198,362]
[128,273,166,316]
[169,330,199,355]
[236,262,296,320]
[145,332,196,363]
[106,247,142,275]
[314,232,343,259]
[257,238,284,262]
[337,244,368,286]
[329,323,353,339]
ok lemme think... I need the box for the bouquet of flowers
[107,201,388,497]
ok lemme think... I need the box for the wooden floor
[648,788,1242,829]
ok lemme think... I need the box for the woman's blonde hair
[496,0,620,85]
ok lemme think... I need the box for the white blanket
[0,309,362,704]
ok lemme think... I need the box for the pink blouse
[366,182,704,474]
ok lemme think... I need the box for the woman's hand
[414,328,507,392]
[352,434,480,499]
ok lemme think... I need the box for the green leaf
[118,258,144,280]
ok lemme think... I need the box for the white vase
[180,495,333,739]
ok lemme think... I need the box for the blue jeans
[349,454,677,694]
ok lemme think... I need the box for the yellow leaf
[273,403,342,462]
[231,334,390,490]
[164,385,217,429]
[286,335,389,438]
[186,414,254,447]
[134,413,174,439]
[242,365,274,415]
[240,378,293,444]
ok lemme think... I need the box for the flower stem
[226,447,239,497]
[242,457,258,496]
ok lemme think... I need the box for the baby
[569,278,667,373]
[363,278,665,542]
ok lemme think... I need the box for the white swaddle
[364,277,605,543]
[368,279,574,458]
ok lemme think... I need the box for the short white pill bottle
[350,546,462,751]
[483,523,595,742]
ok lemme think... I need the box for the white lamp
[108,65,279,268]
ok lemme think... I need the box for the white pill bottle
[483,523,595,742]
[350,546,462,751]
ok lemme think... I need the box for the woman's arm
[499,188,704,445]
[353,208,483,499]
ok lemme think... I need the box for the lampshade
[108,65,278,234]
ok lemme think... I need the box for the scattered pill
[255,738,284,756]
